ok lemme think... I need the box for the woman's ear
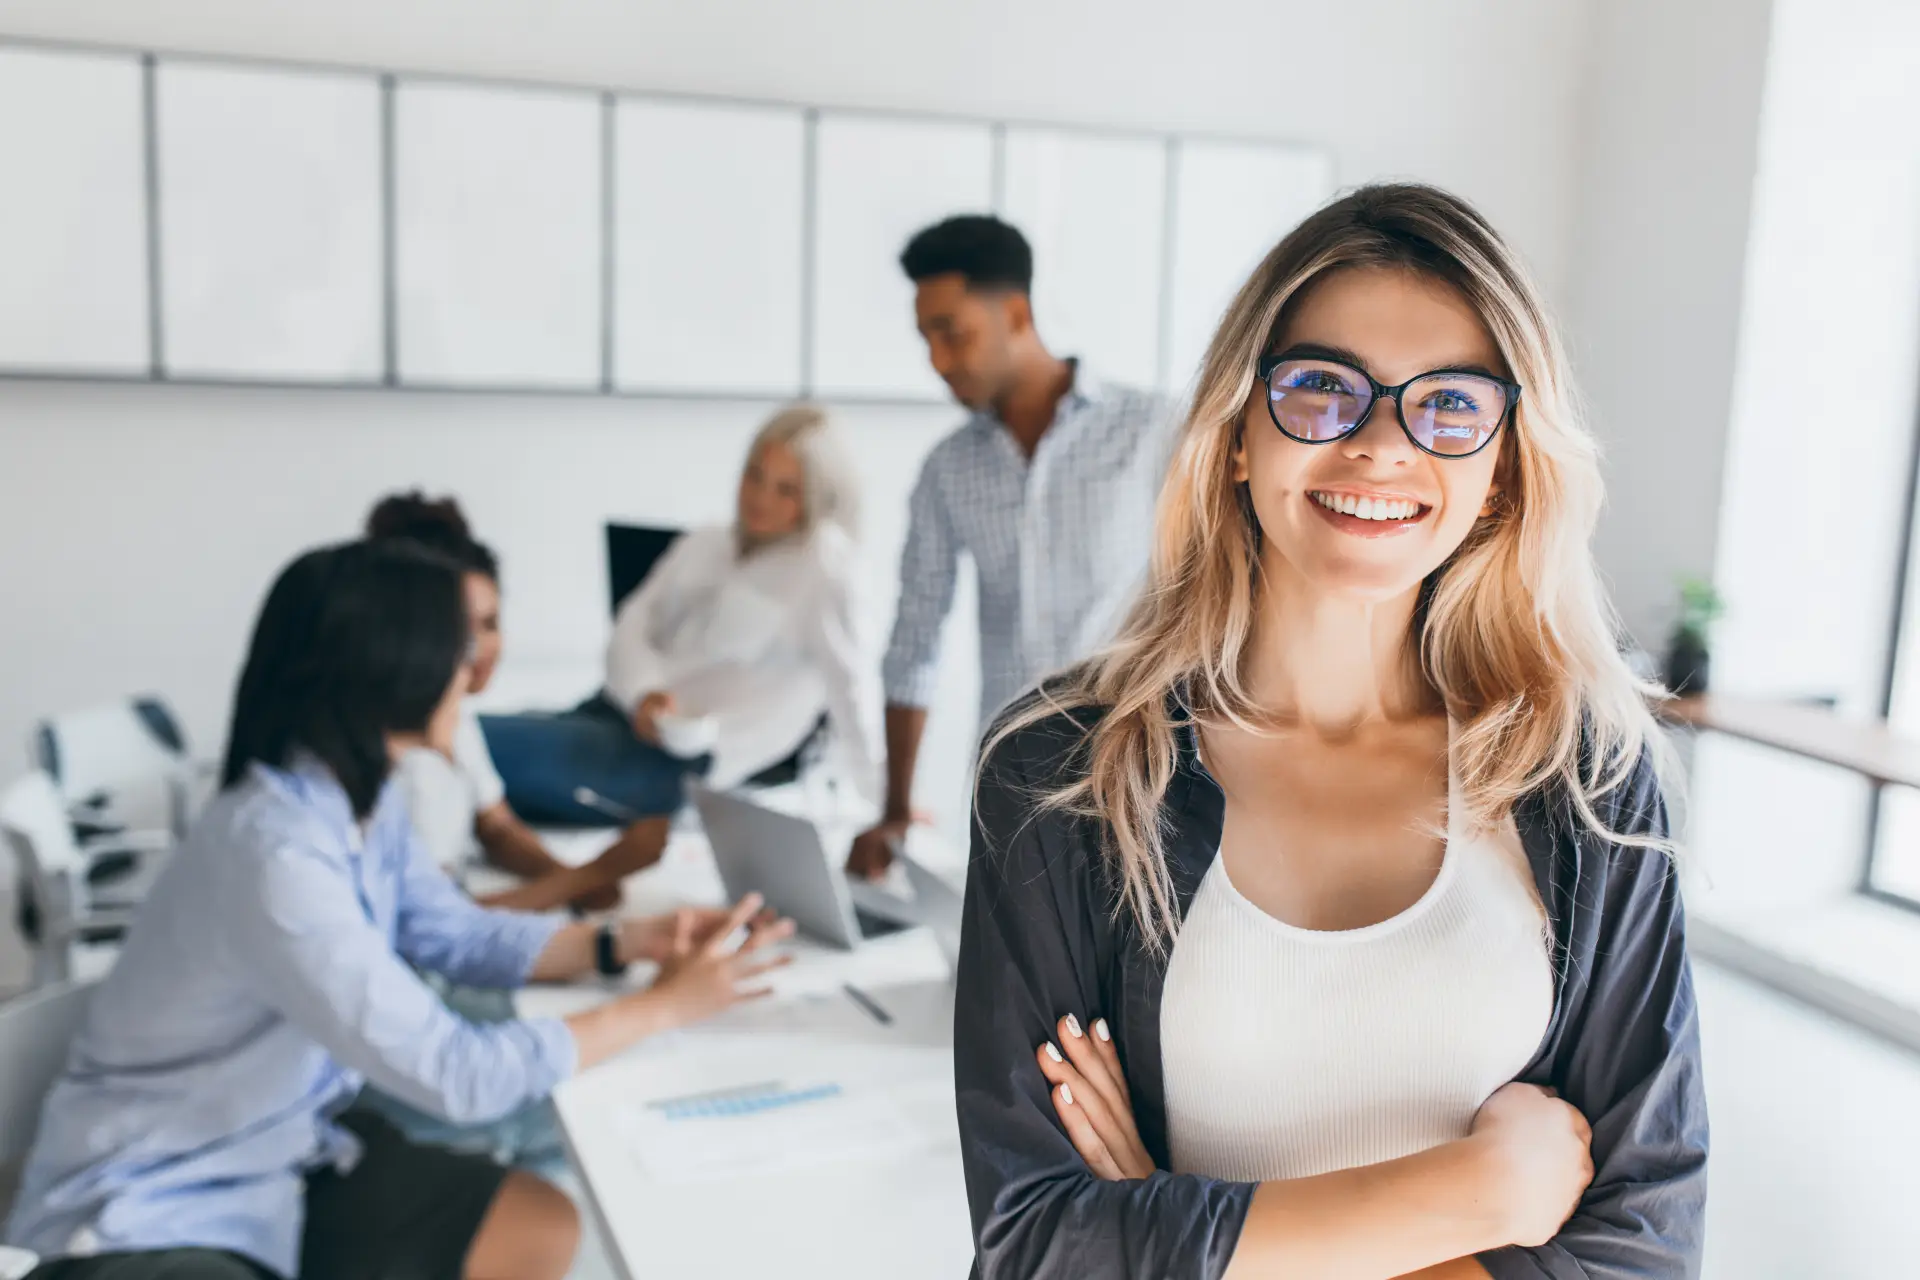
[1481,439,1518,519]
[1231,418,1251,484]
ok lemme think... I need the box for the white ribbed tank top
[1159,749,1552,1182]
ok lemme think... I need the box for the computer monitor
[604,523,683,616]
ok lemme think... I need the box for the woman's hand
[1468,1082,1594,1247]
[1035,1013,1156,1181]
[642,894,795,1030]
[567,895,794,1069]
[631,691,677,745]
[620,901,780,967]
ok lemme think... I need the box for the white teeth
[1311,492,1421,522]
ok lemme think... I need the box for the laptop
[896,847,964,973]
[689,784,923,950]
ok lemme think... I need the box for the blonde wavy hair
[736,402,861,551]
[989,182,1671,949]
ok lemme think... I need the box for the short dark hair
[365,490,499,581]
[899,215,1032,292]
[222,540,468,817]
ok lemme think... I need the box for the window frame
[1864,378,1920,912]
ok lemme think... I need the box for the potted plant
[1664,577,1724,697]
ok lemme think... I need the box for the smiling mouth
[1307,489,1432,537]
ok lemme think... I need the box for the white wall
[0,0,1598,837]
[1697,963,1920,1278]
[1561,0,1775,648]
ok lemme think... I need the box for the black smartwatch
[594,921,628,979]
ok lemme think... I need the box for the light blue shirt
[4,757,574,1277]
[881,366,1176,721]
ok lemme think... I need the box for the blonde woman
[955,185,1705,1279]
[485,404,884,823]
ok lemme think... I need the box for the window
[1874,786,1920,904]
[1697,0,1920,919]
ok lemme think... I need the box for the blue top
[5,757,574,1277]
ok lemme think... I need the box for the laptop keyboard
[853,904,913,939]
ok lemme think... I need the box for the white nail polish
[1060,1084,1073,1105]
[1045,1042,1063,1062]
[1065,1014,1083,1039]
[1094,1018,1111,1042]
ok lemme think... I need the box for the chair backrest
[0,980,95,1219]
[2,772,88,987]
[0,773,81,881]
[31,698,191,837]
[605,523,684,617]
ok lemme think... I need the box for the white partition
[395,81,602,389]
[811,114,994,400]
[1001,128,1167,389]
[614,99,805,396]
[0,35,1334,401]
[1166,140,1333,390]
[156,61,383,382]
[0,46,148,375]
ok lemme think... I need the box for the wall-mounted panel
[811,113,993,401]
[1001,128,1166,389]
[613,99,805,396]
[157,60,383,382]
[395,80,602,389]
[0,47,149,375]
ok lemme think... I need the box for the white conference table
[510,825,977,1280]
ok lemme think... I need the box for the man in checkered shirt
[847,215,1178,878]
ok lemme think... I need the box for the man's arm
[474,801,570,881]
[879,704,930,826]
[472,805,666,914]
[470,801,615,913]
[850,452,960,876]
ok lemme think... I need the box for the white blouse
[392,703,506,873]
[603,523,884,810]
[1159,755,1552,1183]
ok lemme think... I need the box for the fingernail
[1044,1042,1063,1062]
[1065,1014,1083,1039]
[1094,1018,1111,1042]
[1060,1083,1073,1106]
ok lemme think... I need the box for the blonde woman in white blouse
[483,405,885,823]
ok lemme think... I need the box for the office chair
[604,522,685,616]
[1,772,149,989]
[31,696,200,844]
[602,522,826,790]
[29,697,199,922]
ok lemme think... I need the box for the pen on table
[842,982,893,1026]
[573,786,642,823]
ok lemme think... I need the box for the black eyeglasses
[1256,348,1519,459]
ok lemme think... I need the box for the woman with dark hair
[365,491,659,913]
[5,540,791,1280]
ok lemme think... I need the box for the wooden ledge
[1661,694,1920,791]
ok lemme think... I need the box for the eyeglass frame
[1254,347,1521,460]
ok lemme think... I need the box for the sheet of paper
[618,1079,929,1183]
